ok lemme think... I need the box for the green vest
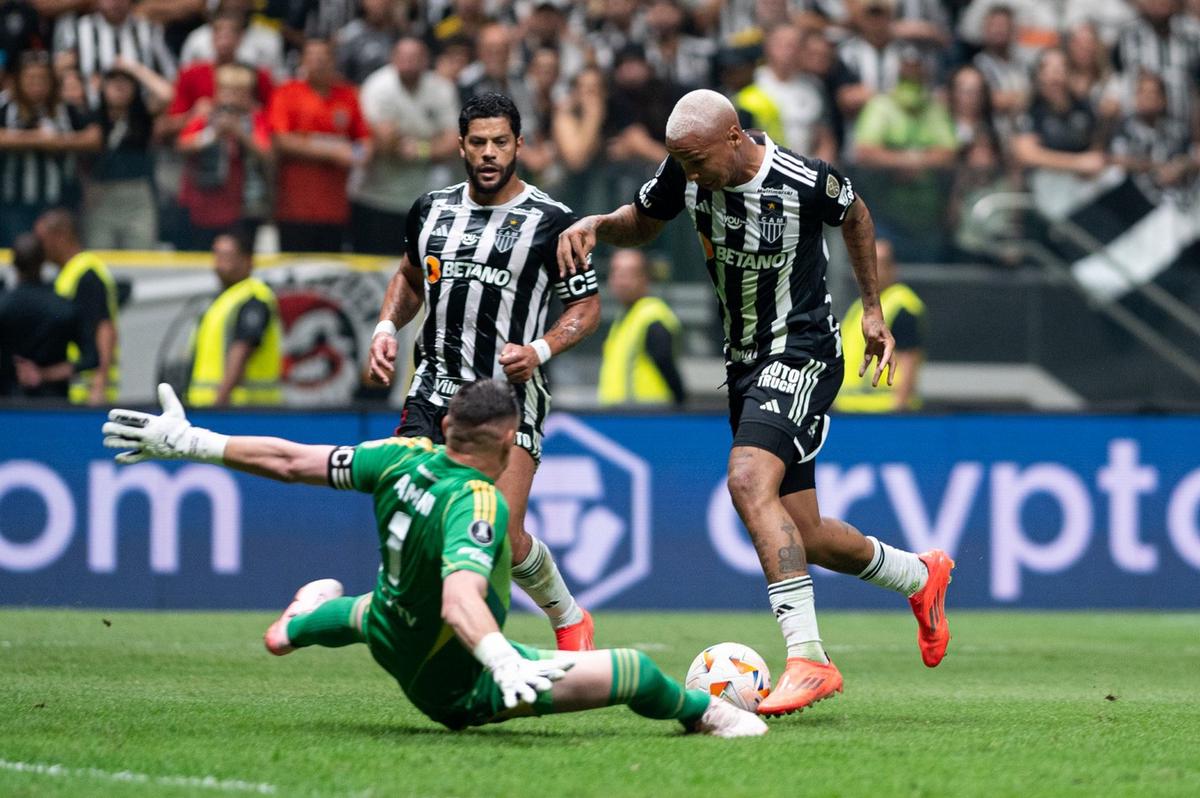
[836,283,925,413]
[54,251,120,404]
[733,85,787,147]
[188,276,283,407]
[598,296,682,406]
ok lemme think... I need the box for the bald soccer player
[558,89,954,717]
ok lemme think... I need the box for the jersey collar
[726,133,776,194]
[462,180,533,210]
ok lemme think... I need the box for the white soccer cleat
[263,578,344,656]
[691,696,770,738]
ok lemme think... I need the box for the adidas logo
[773,604,794,617]
[432,224,451,237]
[759,399,781,414]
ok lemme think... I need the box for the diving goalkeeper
[100,379,766,737]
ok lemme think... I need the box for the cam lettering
[712,246,788,270]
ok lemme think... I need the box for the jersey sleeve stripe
[775,151,819,180]
[467,480,497,525]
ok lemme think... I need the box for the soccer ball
[685,642,772,712]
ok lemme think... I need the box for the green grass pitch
[2,609,1198,797]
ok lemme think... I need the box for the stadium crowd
[0,0,1197,261]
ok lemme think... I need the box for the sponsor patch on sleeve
[826,174,840,198]
[469,519,494,545]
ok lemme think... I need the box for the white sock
[858,536,928,596]
[767,575,828,663]
[511,537,584,629]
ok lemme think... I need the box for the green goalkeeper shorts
[362,593,557,730]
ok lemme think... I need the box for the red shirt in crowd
[178,111,272,229]
[168,62,274,116]
[267,79,369,225]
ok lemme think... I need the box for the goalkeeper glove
[473,632,573,709]
[102,383,229,465]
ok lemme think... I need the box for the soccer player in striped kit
[367,93,601,651]
[558,89,955,715]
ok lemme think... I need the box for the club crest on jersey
[759,199,785,244]
[494,215,524,253]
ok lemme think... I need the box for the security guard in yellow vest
[35,209,120,404]
[836,239,926,413]
[598,249,685,406]
[188,233,283,407]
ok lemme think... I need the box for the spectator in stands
[53,0,176,90]
[1064,21,1120,120]
[890,0,952,49]
[552,63,606,177]
[946,64,1010,255]
[972,5,1030,121]
[1012,49,1108,180]
[0,52,100,247]
[741,24,835,160]
[352,37,458,255]
[180,1,286,80]
[1109,69,1199,201]
[835,238,926,413]
[598,248,685,408]
[587,0,646,71]
[285,0,361,50]
[517,46,561,181]
[137,0,206,61]
[644,0,716,90]
[839,0,909,101]
[35,208,119,404]
[956,0,1064,65]
[714,44,759,102]
[186,231,282,407]
[458,23,532,122]
[433,35,473,83]
[268,37,370,252]
[335,0,407,85]
[516,0,584,82]
[0,0,40,78]
[1113,0,1200,127]
[604,45,680,170]
[165,9,274,140]
[83,58,173,249]
[430,0,494,47]
[706,0,793,48]
[853,44,957,258]
[0,232,86,399]
[177,63,273,250]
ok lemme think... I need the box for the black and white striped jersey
[403,181,598,406]
[53,12,177,87]
[635,133,855,366]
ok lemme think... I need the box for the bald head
[665,89,739,147]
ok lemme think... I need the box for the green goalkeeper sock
[609,648,709,727]
[286,594,369,649]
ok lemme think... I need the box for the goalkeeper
[101,379,765,738]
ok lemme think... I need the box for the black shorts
[395,391,546,463]
[727,355,843,495]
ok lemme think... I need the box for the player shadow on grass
[332,721,682,741]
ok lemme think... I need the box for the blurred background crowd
[1,0,1196,258]
[1,0,1198,409]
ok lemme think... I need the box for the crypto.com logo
[519,415,651,609]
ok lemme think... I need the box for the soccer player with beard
[366,93,601,651]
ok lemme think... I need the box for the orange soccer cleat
[755,657,843,716]
[908,550,955,667]
[554,609,595,651]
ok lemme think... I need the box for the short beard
[465,158,517,198]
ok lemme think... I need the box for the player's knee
[727,462,774,513]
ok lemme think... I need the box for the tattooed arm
[366,255,425,386]
[556,205,667,276]
[499,295,601,384]
[841,199,896,387]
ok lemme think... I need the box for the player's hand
[490,653,574,709]
[859,308,896,388]
[367,333,398,386]
[102,383,223,464]
[499,342,539,384]
[557,216,599,277]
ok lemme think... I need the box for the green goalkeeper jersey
[329,436,511,718]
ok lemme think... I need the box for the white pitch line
[0,759,277,794]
